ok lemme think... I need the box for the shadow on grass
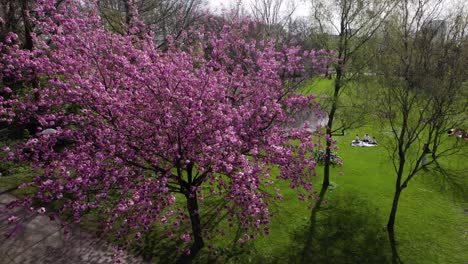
[130,197,231,263]
[244,192,391,264]
[298,194,391,264]
[421,160,468,203]
[127,190,393,264]
[132,227,180,263]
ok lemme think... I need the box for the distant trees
[0,0,35,49]
[286,17,324,49]
[249,0,296,39]
[374,0,468,261]
[217,0,315,47]
[97,0,206,46]
[0,0,39,133]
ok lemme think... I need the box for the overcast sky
[207,0,464,20]
[207,0,311,18]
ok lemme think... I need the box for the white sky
[207,0,464,21]
[207,0,312,18]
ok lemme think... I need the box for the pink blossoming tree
[1,0,334,261]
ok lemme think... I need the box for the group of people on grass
[447,128,468,140]
[353,134,377,145]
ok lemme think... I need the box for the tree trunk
[323,68,342,191]
[387,186,402,264]
[323,139,331,189]
[20,0,33,50]
[2,1,17,38]
[124,0,131,25]
[177,191,204,264]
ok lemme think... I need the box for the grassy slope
[213,78,468,263]
[1,79,466,263]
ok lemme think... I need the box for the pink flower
[180,233,192,243]
[117,204,127,212]
[37,207,46,214]
[7,216,18,223]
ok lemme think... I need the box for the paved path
[0,193,146,264]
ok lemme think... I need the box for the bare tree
[375,1,468,262]
[286,16,322,48]
[312,0,395,190]
[248,0,297,39]
[219,0,250,21]
[97,0,207,47]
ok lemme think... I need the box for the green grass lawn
[254,79,466,263]
[188,78,468,263]
[203,123,466,264]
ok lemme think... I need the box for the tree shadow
[131,227,179,263]
[130,196,230,263]
[421,160,468,203]
[110,190,394,263]
[251,192,392,264]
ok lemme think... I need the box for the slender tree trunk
[323,68,342,190]
[387,187,402,264]
[3,1,16,35]
[323,133,332,189]
[20,0,33,50]
[123,0,131,25]
[388,160,404,264]
[387,187,401,235]
[177,190,204,264]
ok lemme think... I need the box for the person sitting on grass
[354,134,360,143]
[363,134,370,142]
[369,136,377,145]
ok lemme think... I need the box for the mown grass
[198,127,466,264]
[187,78,468,263]
[241,78,467,264]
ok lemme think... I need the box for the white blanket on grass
[351,141,377,147]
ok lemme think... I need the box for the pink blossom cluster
[1,0,336,248]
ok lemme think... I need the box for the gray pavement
[0,193,146,264]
